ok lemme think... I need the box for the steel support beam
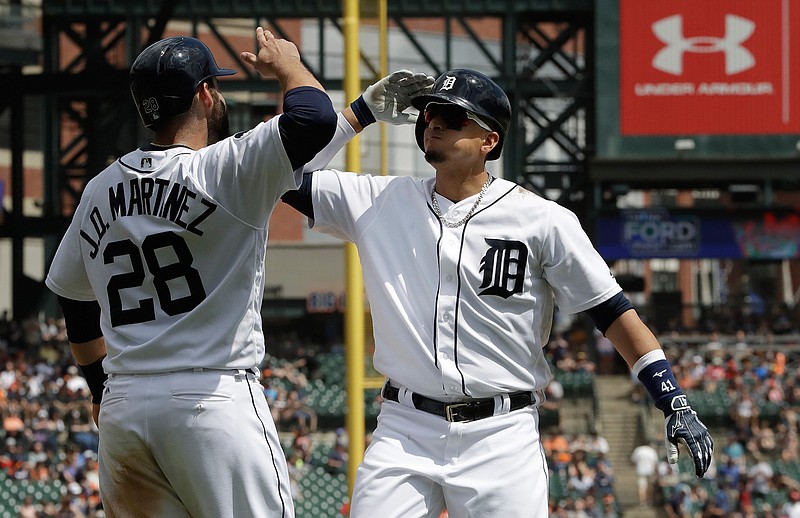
[2,1,595,312]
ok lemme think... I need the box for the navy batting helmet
[411,69,511,160]
[129,37,236,129]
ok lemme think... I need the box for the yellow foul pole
[379,0,388,177]
[342,0,365,501]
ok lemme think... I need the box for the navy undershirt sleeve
[278,86,337,171]
[585,291,634,335]
[58,296,103,343]
[281,173,314,219]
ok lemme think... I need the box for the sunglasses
[424,103,492,132]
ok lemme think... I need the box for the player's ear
[480,131,499,157]
[197,80,215,111]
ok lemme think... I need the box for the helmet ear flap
[414,114,427,155]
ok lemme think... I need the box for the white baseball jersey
[311,171,621,399]
[46,117,297,373]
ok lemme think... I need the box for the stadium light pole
[343,0,366,502]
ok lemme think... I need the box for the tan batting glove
[363,70,435,125]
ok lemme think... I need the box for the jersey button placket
[437,227,462,396]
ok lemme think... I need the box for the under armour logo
[478,239,528,298]
[440,76,457,91]
[652,369,667,378]
[140,157,152,168]
[652,14,755,76]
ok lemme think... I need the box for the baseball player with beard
[45,30,336,517]
[283,69,714,517]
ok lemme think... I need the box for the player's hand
[241,27,301,78]
[663,396,713,478]
[362,70,435,125]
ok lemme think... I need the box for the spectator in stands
[542,426,572,475]
[566,452,595,497]
[779,410,800,462]
[18,495,38,518]
[688,483,709,515]
[281,388,319,432]
[573,351,596,374]
[592,458,615,497]
[20,314,42,354]
[663,483,692,518]
[705,331,723,352]
[631,441,659,506]
[586,430,610,457]
[750,419,778,459]
[703,479,732,517]
[594,328,616,375]
[290,424,314,463]
[39,317,60,348]
[292,346,321,381]
[4,309,800,515]
[546,332,570,367]
[55,488,88,518]
[783,489,800,518]
[654,457,679,506]
[721,432,746,464]
[599,492,620,518]
[543,377,564,412]
[733,392,758,431]
[717,455,742,489]
[323,440,349,475]
[748,459,774,502]
[286,449,307,503]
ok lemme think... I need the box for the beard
[207,93,231,145]
[424,149,446,164]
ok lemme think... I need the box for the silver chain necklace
[430,175,493,228]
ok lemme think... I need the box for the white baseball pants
[97,369,293,518]
[350,398,549,517]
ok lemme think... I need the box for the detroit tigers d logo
[478,238,528,298]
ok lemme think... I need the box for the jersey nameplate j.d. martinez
[77,169,218,260]
[45,117,298,374]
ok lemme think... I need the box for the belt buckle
[444,402,472,423]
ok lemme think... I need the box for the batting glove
[362,69,435,125]
[663,394,714,478]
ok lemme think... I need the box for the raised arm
[241,27,337,171]
[304,69,434,174]
[240,27,324,93]
[280,70,434,218]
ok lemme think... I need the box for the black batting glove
[663,394,714,478]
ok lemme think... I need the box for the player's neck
[151,116,209,150]
[433,170,491,202]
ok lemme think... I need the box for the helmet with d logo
[411,69,511,160]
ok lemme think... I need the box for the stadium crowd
[2,306,800,517]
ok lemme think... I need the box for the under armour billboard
[619,0,799,135]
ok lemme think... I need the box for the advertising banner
[620,0,799,135]
[597,209,800,259]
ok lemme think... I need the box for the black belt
[382,383,533,423]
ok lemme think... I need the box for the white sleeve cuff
[631,349,667,378]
